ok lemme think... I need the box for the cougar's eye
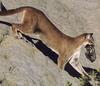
[87,40,94,45]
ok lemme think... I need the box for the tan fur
[0,7,93,73]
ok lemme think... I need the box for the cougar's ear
[85,33,90,39]
[85,33,93,39]
[90,33,93,36]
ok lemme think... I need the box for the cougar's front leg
[71,60,92,80]
[77,62,89,76]
[69,51,86,77]
[58,55,66,70]
[77,62,92,80]
[69,57,85,76]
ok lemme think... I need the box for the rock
[0,32,79,86]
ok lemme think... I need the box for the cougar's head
[84,33,96,62]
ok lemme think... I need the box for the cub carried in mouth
[0,5,96,77]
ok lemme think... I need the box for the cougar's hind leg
[11,25,17,38]
[21,9,38,33]
[11,24,20,39]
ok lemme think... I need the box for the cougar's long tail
[0,5,26,16]
[0,2,7,11]
[0,20,12,26]
[0,2,12,26]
